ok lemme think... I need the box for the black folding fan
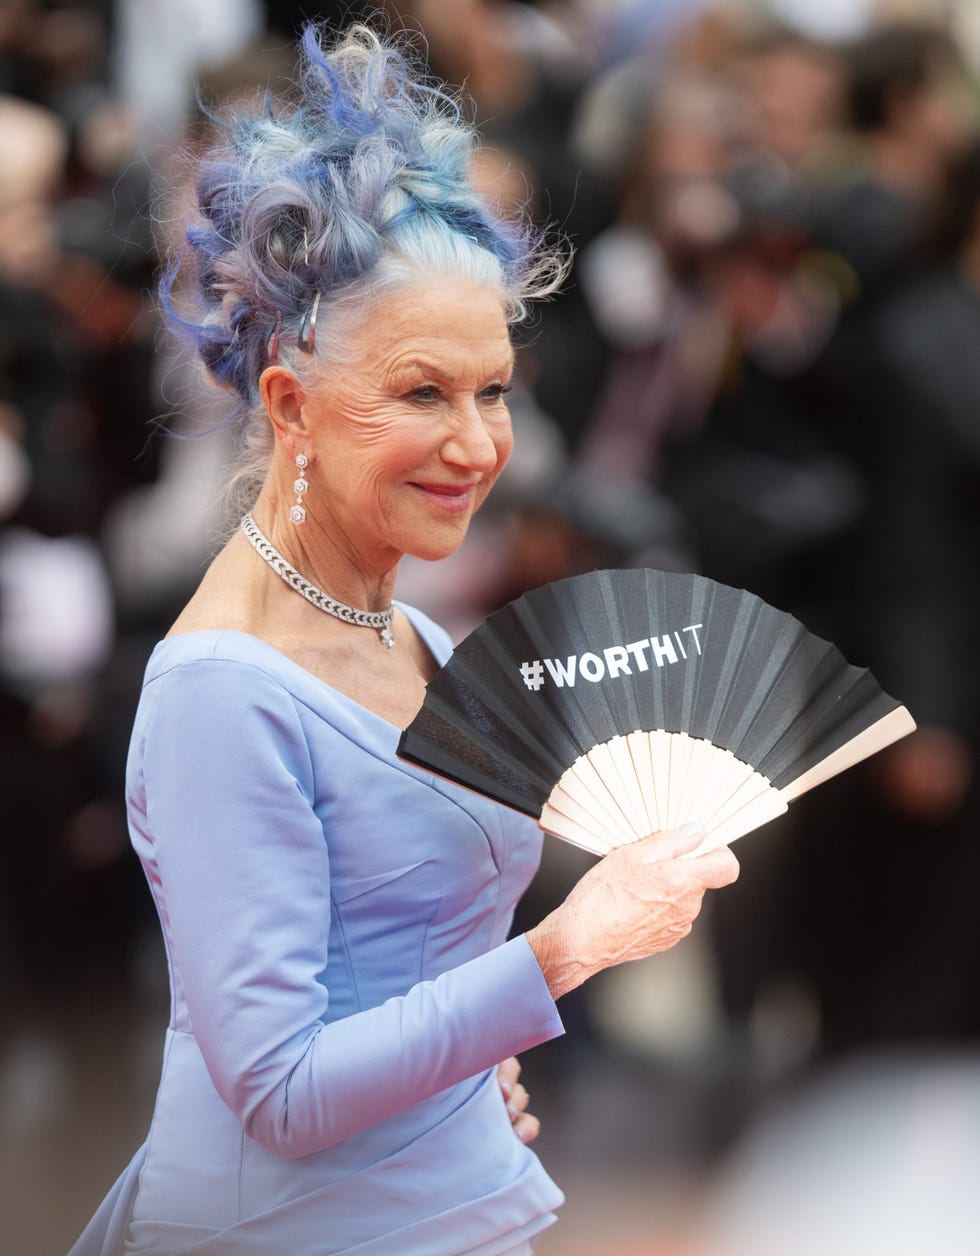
[397,569,916,856]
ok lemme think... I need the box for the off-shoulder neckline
[146,602,450,738]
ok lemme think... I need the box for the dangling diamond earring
[290,453,309,524]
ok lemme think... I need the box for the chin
[401,521,474,564]
[406,537,469,564]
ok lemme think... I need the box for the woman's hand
[526,826,739,1000]
[497,1056,539,1144]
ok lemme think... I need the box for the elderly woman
[70,25,737,1256]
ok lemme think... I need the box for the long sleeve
[130,655,563,1160]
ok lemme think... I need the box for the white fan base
[538,707,916,858]
[539,731,784,857]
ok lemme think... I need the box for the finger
[505,1082,530,1120]
[632,824,707,862]
[497,1056,521,1096]
[512,1112,540,1144]
[692,845,740,889]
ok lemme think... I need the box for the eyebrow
[392,351,515,384]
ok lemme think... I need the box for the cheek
[492,416,515,474]
[321,407,427,478]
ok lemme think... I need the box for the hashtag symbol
[519,659,545,691]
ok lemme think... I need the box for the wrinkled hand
[527,827,739,1000]
[497,1056,538,1144]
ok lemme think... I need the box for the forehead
[344,280,513,378]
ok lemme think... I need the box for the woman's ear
[259,365,308,448]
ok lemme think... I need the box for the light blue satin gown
[69,605,565,1255]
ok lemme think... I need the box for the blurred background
[2,0,980,1252]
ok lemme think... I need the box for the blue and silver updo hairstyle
[162,22,566,509]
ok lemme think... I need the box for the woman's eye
[481,383,512,402]
[409,385,440,403]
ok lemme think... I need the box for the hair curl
[162,23,567,515]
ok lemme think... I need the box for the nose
[440,403,504,475]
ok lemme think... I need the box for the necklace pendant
[380,625,395,649]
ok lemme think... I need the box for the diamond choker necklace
[240,513,395,649]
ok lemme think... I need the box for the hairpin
[267,310,283,364]
[298,291,320,354]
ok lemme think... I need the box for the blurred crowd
[3,0,980,1237]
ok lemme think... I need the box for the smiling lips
[411,481,479,511]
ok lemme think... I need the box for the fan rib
[696,788,788,852]
[539,801,617,855]
[587,740,646,841]
[626,731,659,836]
[556,760,637,847]
[779,706,916,801]
[542,780,622,851]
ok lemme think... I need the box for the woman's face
[301,278,514,567]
